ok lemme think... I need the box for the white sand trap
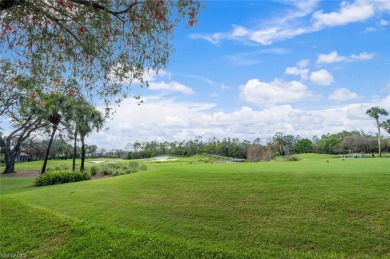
[88,160,105,164]
[152,156,178,162]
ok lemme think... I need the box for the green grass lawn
[1,155,389,258]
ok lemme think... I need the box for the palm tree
[366,107,389,157]
[75,103,105,171]
[41,110,62,174]
[380,119,390,135]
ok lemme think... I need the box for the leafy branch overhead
[0,0,201,102]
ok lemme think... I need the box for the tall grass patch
[89,161,147,176]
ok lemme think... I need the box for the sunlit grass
[1,155,389,258]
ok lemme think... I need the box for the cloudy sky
[92,0,390,149]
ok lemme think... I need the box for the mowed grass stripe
[1,196,343,258]
[0,197,235,258]
[3,158,389,257]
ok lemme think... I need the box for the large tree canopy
[0,0,201,103]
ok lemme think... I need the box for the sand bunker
[151,156,178,162]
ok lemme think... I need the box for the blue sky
[85,1,389,148]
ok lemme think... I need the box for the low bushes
[285,156,301,161]
[35,170,91,187]
[89,161,147,176]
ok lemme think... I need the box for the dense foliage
[89,161,147,176]
[34,170,90,186]
[0,0,201,103]
[126,130,389,160]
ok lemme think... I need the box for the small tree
[76,103,105,172]
[0,73,48,174]
[0,117,44,173]
[294,138,313,154]
[366,107,389,157]
[40,92,77,174]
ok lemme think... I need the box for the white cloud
[192,1,386,46]
[143,69,171,82]
[190,0,318,46]
[373,1,390,12]
[350,52,374,61]
[108,65,193,95]
[329,88,360,101]
[378,95,390,111]
[312,1,375,28]
[316,51,347,63]
[231,25,250,37]
[364,26,377,32]
[189,33,224,46]
[316,51,374,64]
[149,81,195,95]
[285,67,309,79]
[310,69,334,85]
[378,19,389,26]
[249,26,312,46]
[285,59,309,79]
[240,78,313,105]
[297,59,309,68]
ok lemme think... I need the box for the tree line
[126,129,390,161]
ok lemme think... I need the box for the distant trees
[366,107,389,157]
[294,138,313,153]
[127,137,259,160]
[23,139,73,161]
[124,128,388,161]
[317,134,340,154]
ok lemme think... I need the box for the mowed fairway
[1,156,389,258]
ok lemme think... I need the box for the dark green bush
[286,156,300,161]
[35,170,91,186]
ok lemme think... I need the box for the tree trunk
[72,129,77,171]
[1,136,18,174]
[80,134,86,172]
[376,118,382,157]
[41,125,58,174]
[2,147,16,174]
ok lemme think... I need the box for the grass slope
[1,156,389,258]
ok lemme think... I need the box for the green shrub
[84,162,147,177]
[35,170,91,187]
[90,165,98,176]
[100,165,113,175]
[286,156,300,161]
